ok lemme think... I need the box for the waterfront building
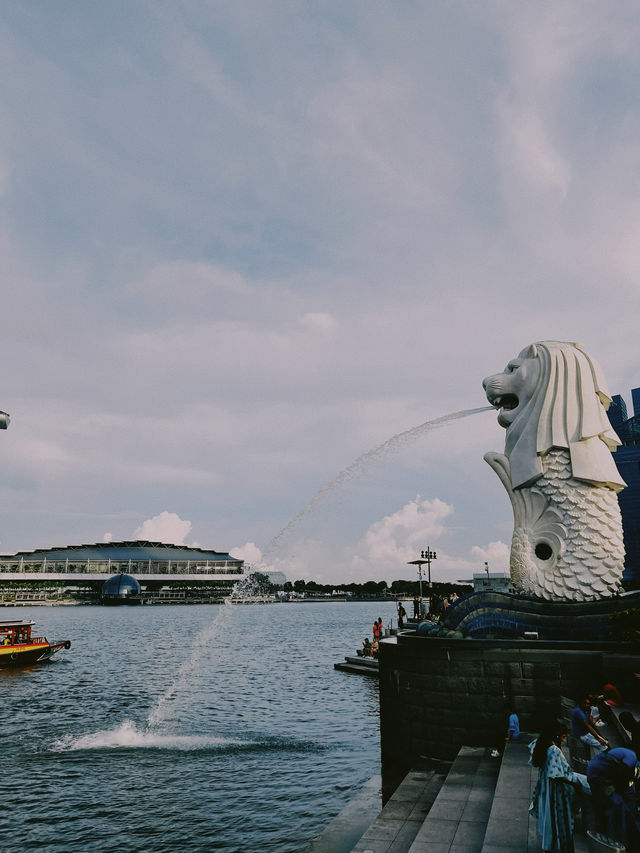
[471,572,514,593]
[609,388,640,586]
[0,540,244,585]
[456,572,515,593]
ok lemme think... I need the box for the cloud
[350,497,452,572]
[470,541,510,574]
[134,511,192,545]
[230,542,263,566]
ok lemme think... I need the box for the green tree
[248,572,272,594]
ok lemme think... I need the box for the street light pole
[407,547,437,619]
[407,557,426,599]
[421,548,437,588]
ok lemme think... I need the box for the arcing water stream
[53,406,492,752]
[262,405,493,560]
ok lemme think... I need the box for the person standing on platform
[397,602,406,630]
[372,619,380,643]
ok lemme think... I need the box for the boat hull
[0,641,70,667]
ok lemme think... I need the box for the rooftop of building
[0,540,242,563]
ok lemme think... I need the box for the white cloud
[470,541,510,574]
[348,497,453,578]
[230,542,263,566]
[134,511,192,545]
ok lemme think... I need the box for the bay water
[2,601,397,852]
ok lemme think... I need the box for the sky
[1,1,639,585]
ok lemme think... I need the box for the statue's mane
[506,340,626,491]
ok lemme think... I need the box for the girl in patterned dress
[529,721,589,853]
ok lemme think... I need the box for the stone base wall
[379,634,640,796]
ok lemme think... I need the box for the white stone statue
[483,340,626,601]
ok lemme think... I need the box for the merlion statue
[483,340,626,601]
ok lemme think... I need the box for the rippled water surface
[2,601,396,852]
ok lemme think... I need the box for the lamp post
[407,547,437,618]
[421,548,437,588]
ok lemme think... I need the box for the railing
[0,560,244,575]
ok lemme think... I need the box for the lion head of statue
[483,340,626,491]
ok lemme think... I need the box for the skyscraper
[609,389,640,587]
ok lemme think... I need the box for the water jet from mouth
[262,405,493,561]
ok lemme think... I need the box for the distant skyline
[1,2,639,584]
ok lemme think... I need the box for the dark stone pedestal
[378,632,640,799]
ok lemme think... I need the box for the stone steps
[407,746,499,853]
[349,764,448,853]
[316,735,607,853]
[334,655,380,676]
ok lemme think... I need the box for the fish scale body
[512,449,624,601]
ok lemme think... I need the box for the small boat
[0,619,71,667]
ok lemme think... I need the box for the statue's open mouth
[493,394,519,411]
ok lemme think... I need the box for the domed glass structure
[101,573,141,605]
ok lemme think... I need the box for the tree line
[249,573,472,598]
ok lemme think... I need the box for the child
[490,706,520,757]
[506,706,520,741]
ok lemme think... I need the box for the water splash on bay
[55,578,265,751]
[262,406,492,560]
[52,720,250,752]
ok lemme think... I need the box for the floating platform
[333,654,379,676]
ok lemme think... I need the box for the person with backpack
[587,746,640,848]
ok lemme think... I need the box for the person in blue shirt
[490,705,522,757]
[587,747,640,847]
[571,696,608,752]
[506,706,520,741]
